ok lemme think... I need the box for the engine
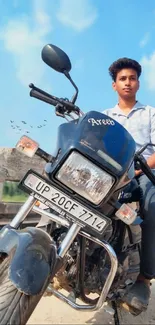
[48,221,140,300]
[50,226,113,295]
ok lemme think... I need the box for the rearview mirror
[41,44,71,73]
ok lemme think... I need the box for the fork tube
[10,195,37,228]
[58,223,81,258]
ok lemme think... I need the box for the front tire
[0,258,43,325]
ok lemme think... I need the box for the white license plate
[24,173,107,233]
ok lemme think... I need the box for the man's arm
[135,153,155,176]
[135,108,155,176]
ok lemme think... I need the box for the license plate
[23,172,107,233]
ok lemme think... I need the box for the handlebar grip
[135,154,155,185]
[30,89,57,107]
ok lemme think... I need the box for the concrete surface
[28,283,155,324]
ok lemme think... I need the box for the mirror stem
[64,70,79,104]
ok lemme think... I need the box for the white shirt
[103,101,155,160]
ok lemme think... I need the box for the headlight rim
[55,150,116,206]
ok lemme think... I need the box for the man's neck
[118,97,137,111]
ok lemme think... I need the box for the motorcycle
[0,44,155,325]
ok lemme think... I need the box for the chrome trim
[80,230,118,310]
[58,223,81,258]
[49,230,118,311]
[32,206,70,228]
[34,207,81,256]
[10,195,36,228]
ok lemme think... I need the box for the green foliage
[2,181,28,202]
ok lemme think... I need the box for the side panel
[0,226,57,295]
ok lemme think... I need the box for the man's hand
[135,152,155,177]
[135,169,142,177]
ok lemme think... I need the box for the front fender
[0,225,57,295]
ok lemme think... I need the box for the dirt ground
[28,283,155,324]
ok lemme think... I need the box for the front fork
[9,195,118,311]
[9,195,81,258]
[10,195,36,228]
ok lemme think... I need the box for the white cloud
[0,0,52,86]
[140,51,155,90]
[57,0,98,32]
[139,32,150,48]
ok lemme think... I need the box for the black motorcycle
[0,44,155,325]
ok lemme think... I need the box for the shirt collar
[112,101,146,115]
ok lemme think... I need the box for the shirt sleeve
[150,107,155,148]
[102,109,111,116]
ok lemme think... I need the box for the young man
[103,58,155,313]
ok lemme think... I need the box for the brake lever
[55,104,66,118]
[136,142,155,155]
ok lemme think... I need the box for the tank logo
[88,118,115,126]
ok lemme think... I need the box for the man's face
[112,68,139,98]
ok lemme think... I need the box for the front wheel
[0,258,43,325]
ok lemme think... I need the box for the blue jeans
[138,170,155,279]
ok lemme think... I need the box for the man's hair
[109,58,142,81]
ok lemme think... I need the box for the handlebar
[30,89,57,106]
[134,142,155,185]
[29,83,81,115]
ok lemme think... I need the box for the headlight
[56,151,115,205]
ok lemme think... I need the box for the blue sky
[0,0,155,154]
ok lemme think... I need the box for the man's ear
[137,80,140,90]
[112,82,116,91]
